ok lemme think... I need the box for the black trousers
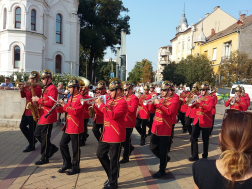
[60,132,80,168]
[92,121,103,141]
[148,113,155,134]
[135,117,147,142]
[210,114,215,134]
[185,116,193,135]
[168,124,175,151]
[191,122,210,158]
[20,114,36,148]
[34,124,54,160]
[150,134,170,172]
[80,119,89,144]
[122,128,134,160]
[97,142,122,185]
[179,112,186,131]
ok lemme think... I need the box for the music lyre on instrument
[143,95,161,106]
[230,95,238,105]
[188,94,202,106]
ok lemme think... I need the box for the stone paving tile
[0,114,223,189]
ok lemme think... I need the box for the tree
[162,61,185,85]
[128,59,154,84]
[163,55,214,86]
[78,0,130,83]
[219,51,252,86]
[95,61,116,84]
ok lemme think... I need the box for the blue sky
[103,0,252,75]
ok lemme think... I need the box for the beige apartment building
[156,46,172,81]
[170,6,237,63]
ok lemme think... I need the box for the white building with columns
[0,0,80,76]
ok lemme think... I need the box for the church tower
[176,3,188,33]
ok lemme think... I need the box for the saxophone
[26,83,40,122]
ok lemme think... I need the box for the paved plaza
[0,113,223,189]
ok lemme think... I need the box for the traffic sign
[110,72,114,78]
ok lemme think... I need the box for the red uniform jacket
[37,83,58,125]
[179,91,189,113]
[211,93,217,115]
[186,92,200,118]
[93,93,110,124]
[20,86,42,116]
[225,96,247,111]
[149,92,157,114]
[57,93,85,134]
[192,95,214,128]
[172,93,179,124]
[137,94,152,119]
[151,96,179,136]
[124,94,139,128]
[243,93,250,111]
[99,96,127,143]
[82,94,92,119]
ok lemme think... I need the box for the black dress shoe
[35,159,49,165]
[152,170,166,178]
[140,141,145,146]
[104,179,109,186]
[188,156,199,162]
[23,146,35,153]
[48,145,59,158]
[66,168,80,175]
[102,184,118,189]
[119,159,129,164]
[58,166,72,173]
[80,141,86,147]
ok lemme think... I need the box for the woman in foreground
[193,111,252,189]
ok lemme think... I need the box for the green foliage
[219,51,252,86]
[95,61,116,84]
[163,55,214,86]
[2,71,72,89]
[128,59,154,84]
[78,0,130,83]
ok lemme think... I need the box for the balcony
[221,56,231,62]
[160,51,169,56]
[159,60,169,65]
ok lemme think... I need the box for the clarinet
[44,95,67,118]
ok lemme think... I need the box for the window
[212,48,217,61]
[182,41,185,50]
[3,8,7,29]
[225,42,232,57]
[31,9,36,31]
[56,14,62,43]
[55,55,61,73]
[14,46,20,68]
[188,39,191,49]
[15,7,21,28]
[204,50,208,58]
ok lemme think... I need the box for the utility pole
[120,29,126,81]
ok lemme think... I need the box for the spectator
[140,84,144,94]
[0,77,14,89]
[155,85,161,95]
[57,82,68,123]
[193,111,252,189]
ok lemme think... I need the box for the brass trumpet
[230,95,238,105]
[80,97,100,105]
[15,80,43,88]
[188,94,202,106]
[143,95,161,105]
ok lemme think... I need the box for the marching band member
[150,81,179,178]
[95,78,127,189]
[210,86,217,135]
[92,80,109,141]
[225,85,247,111]
[79,77,91,146]
[32,69,59,165]
[57,78,85,175]
[120,81,139,164]
[178,84,189,133]
[19,71,42,152]
[148,83,157,135]
[241,86,250,111]
[184,82,200,135]
[135,84,152,146]
[188,82,214,161]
